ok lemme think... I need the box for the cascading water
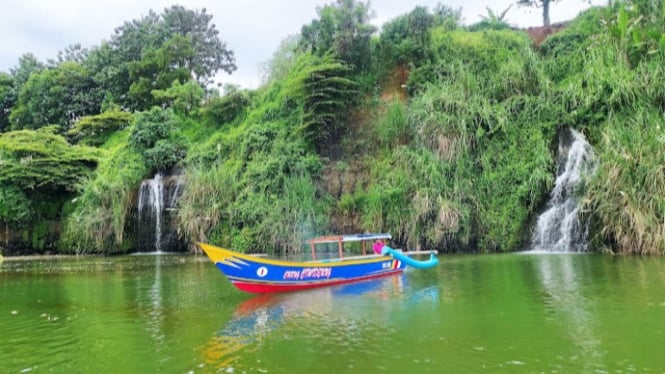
[138,173,165,252]
[137,172,184,253]
[531,128,597,252]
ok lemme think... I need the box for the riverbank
[0,253,209,262]
[0,254,88,261]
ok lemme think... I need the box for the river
[1,253,663,373]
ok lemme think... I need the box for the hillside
[1,1,664,256]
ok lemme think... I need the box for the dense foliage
[299,0,376,73]
[1,1,664,255]
[0,126,100,191]
[67,109,134,146]
[177,53,330,253]
[60,130,148,254]
[129,107,187,172]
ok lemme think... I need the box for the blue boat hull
[198,243,407,293]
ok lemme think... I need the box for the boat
[198,233,438,294]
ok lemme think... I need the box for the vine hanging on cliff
[301,56,358,152]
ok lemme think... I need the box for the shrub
[67,110,134,146]
[129,107,187,172]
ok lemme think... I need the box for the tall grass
[175,160,240,248]
[357,144,470,251]
[550,32,665,255]
[377,100,410,147]
[398,31,556,252]
[408,80,471,162]
[60,130,147,254]
[176,57,328,254]
[254,175,329,253]
[587,109,665,255]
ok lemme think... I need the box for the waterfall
[138,173,165,252]
[531,128,597,252]
[137,172,184,253]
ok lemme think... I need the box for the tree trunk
[543,0,551,26]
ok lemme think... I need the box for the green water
[1,253,664,373]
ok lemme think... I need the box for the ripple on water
[1,310,78,370]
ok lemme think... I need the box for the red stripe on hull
[231,269,404,293]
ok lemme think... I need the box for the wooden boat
[198,233,438,294]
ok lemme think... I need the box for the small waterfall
[137,172,184,253]
[531,128,597,252]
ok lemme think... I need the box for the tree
[299,0,376,72]
[2,54,44,131]
[469,5,513,31]
[377,6,450,67]
[50,43,89,65]
[128,35,196,109]
[10,62,99,131]
[84,42,127,110]
[10,53,44,87]
[103,6,236,111]
[517,0,559,26]
[67,109,134,146]
[0,73,13,132]
[129,107,187,172]
[481,5,513,23]
[200,88,251,125]
[152,80,205,114]
[260,34,301,84]
[0,186,32,226]
[161,5,237,85]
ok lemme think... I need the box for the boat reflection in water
[202,273,439,370]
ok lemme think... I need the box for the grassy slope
[36,6,665,255]
[325,28,556,253]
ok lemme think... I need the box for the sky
[0,0,606,89]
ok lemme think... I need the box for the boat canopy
[307,233,392,259]
[307,233,392,244]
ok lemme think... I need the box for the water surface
[1,253,663,373]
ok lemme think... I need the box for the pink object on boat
[372,241,385,254]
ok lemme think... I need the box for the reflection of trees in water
[203,273,440,370]
[535,254,603,371]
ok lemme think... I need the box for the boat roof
[308,233,392,244]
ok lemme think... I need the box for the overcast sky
[0,0,605,89]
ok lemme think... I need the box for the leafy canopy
[10,61,99,132]
[0,126,100,192]
[129,107,187,172]
[299,0,376,72]
[67,109,134,146]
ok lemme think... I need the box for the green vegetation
[129,107,187,172]
[60,130,147,254]
[0,1,664,255]
[67,109,134,146]
[0,126,100,191]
